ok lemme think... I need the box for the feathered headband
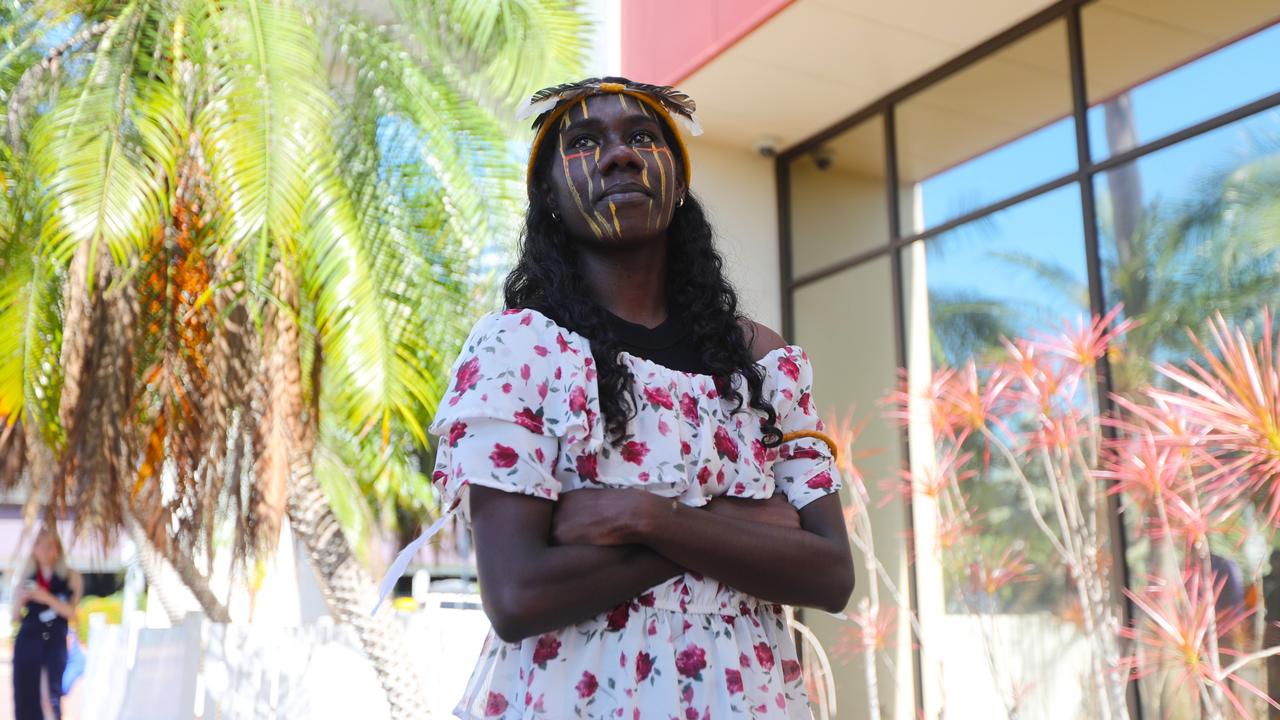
[518,77,702,193]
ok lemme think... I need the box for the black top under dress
[604,306,710,375]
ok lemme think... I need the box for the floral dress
[430,309,840,720]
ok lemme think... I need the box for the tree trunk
[1103,93,1146,313]
[127,516,233,624]
[287,456,428,719]
[265,262,426,718]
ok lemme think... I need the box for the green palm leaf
[335,18,519,254]
[196,0,335,278]
[394,0,588,109]
[29,14,180,274]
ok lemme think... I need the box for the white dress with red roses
[431,309,839,720]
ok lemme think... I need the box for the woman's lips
[601,190,650,204]
[598,183,651,204]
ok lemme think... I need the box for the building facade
[618,1,1280,717]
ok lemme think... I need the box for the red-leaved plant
[816,308,1280,720]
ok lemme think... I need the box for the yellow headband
[525,85,693,195]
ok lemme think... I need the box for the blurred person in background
[11,526,81,720]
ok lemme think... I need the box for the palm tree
[0,0,587,715]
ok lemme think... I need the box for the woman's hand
[705,493,801,529]
[24,586,55,607]
[551,488,658,546]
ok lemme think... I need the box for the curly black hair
[503,125,782,448]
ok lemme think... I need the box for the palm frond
[30,61,179,276]
[196,0,336,278]
[392,0,588,109]
[300,163,430,444]
[0,233,65,453]
[55,239,137,542]
[335,17,519,255]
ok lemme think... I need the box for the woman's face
[34,531,59,568]
[545,93,686,247]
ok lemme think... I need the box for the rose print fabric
[430,309,839,719]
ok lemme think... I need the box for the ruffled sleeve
[428,309,594,519]
[768,347,840,509]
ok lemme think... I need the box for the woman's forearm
[487,543,680,641]
[630,494,854,612]
[469,486,683,642]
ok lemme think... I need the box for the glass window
[791,258,913,716]
[1084,0,1280,159]
[788,115,888,279]
[896,21,1075,234]
[901,185,1094,717]
[1096,106,1280,393]
[905,185,1090,366]
[1095,106,1280,717]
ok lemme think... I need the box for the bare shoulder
[738,319,788,362]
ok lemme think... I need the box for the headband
[517,77,702,195]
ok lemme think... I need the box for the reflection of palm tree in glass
[931,95,1279,390]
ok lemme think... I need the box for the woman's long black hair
[503,124,782,447]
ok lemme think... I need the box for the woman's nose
[598,140,643,175]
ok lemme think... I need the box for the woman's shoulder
[465,308,591,356]
[739,319,788,362]
[738,318,809,373]
[432,309,597,435]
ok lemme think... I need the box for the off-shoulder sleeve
[428,309,593,519]
[768,347,841,509]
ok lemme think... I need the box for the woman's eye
[632,131,655,144]
[570,136,596,149]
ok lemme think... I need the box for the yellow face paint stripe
[608,200,622,237]
[574,101,613,237]
[652,146,667,208]
[559,131,604,239]
[640,158,653,233]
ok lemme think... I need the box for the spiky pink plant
[1122,572,1272,718]
[1146,311,1280,524]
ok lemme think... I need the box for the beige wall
[688,139,784,332]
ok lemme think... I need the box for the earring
[678,195,685,208]
[550,209,560,221]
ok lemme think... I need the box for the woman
[431,77,854,719]
[11,526,82,720]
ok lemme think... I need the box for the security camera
[753,135,781,158]
[812,146,835,171]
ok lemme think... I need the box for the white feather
[516,95,563,121]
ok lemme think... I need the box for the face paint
[547,93,684,244]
